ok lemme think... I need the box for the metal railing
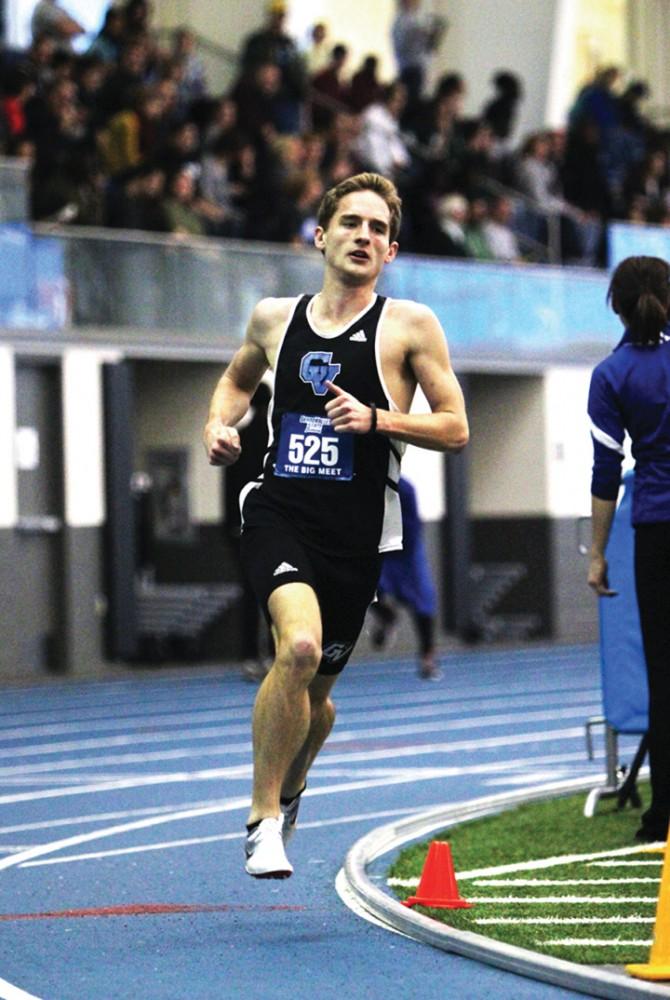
[18,223,618,367]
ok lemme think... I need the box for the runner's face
[315,190,398,283]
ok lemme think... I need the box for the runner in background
[370,475,441,680]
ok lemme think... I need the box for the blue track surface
[0,644,640,1000]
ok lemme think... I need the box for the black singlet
[241,293,402,557]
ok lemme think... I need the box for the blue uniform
[588,321,670,840]
[588,324,670,523]
[378,477,436,617]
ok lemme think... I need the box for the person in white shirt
[482,195,521,262]
[355,82,412,181]
[30,0,84,50]
[391,0,448,106]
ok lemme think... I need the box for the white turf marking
[545,938,652,947]
[467,896,657,905]
[19,806,420,868]
[589,860,663,867]
[0,976,42,1000]
[457,843,666,880]
[472,877,660,886]
[475,916,655,925]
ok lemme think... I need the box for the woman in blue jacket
[588,254,670,842]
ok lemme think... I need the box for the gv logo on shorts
[300,352,341,396]
[322,641,353,663]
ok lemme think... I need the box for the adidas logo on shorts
[273,562,299,576]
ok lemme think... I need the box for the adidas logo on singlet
[273,561,299,576]
[349,329,367,342]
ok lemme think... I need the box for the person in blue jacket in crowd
[588,254,670,843]
[370,475,440,680]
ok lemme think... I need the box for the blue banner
[379,256,619,362]
[599,471,648,734]
[0,224,68,330]
[608,221,670,271]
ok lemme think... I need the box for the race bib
[275,413,353,481]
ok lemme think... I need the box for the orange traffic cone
[403,840,472,909]
[627,826,670,981]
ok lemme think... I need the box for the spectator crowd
[0,0,667,268]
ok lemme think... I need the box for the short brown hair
[317,172,402,243]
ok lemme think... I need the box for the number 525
[287,433,339,466]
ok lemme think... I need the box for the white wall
[151,0,559,137]
[469,375,547,517]
[543,367,593,519]
[402,386,445,521]
[287,0,396,83]
[62,350,115,528]
[434,0,559,143]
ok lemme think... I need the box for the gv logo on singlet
[299,352,341,396]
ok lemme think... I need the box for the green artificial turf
[388,783,666,965]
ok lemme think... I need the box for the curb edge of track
[340,775,670,1000]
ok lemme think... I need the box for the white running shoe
[280,792,302,845]
[244,817,293,879]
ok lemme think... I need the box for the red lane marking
[0,903,307,920]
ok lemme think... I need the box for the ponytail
[607,255,670,345]
[630,290,668,345]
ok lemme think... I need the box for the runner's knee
[278,630,321,675]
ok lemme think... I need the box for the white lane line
[484,771,576,787]
[0,748,605,827]
[0,975,43,1000]
[0,768,251,806]
[475,916,655,925]
[19,806,421,868]
[0,688,599,743]
[0,739,608,807]
[472,878,660,886]
[0,664,597,725]
[0,707,600,766]
[0,725,590,779]
[0,693,599,745]
[0,747,615,794]
[0,798,234,835]
[0,775,505,874]
[545,938,653,947]
[0,678,599,734]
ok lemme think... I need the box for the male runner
[204,172,468,878]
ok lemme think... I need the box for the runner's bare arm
[203,300,276,466]
[325,303,468,452]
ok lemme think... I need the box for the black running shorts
[240,523,382,675]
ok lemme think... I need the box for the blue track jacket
[588,324,670,525]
